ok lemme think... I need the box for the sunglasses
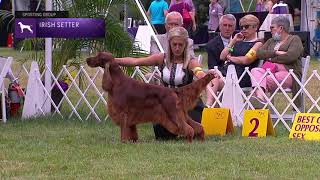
[240,24,255,30]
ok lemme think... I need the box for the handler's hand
[276,50,287,55]
[207,69,221,79]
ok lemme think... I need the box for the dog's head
[86,52,114,68]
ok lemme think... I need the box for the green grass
[1,117,320,179]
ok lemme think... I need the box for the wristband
[226,44,233,48]
[195,70,204,77]
[192,67,202,74]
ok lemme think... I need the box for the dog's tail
[174,73,214,110]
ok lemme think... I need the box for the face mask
[272,32,281,41]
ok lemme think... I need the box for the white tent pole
[300,0,307,31]
[45,0,52,113]
[238,0,245,12]
[11,0,15,15]
[247,0,254,12]
[36,0,43,11]
[124,0,128,31]
[133,0,164,53]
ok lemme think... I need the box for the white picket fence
[2,57,320,131]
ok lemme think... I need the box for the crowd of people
[132,0,304,140]
[146,0,302,35]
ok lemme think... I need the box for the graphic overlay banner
[15,18,105,38]
[289,113,320,140]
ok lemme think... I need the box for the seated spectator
[206,14,236,71]
[116,27,210,140]
[168,0,196,37]
[205,14,236,106]
[150,12,195,58]
[206,14,263,106]
[208,0,223,32]
[250,16,303,108]
[147,0,169,34]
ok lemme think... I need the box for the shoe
[250,95,267,109]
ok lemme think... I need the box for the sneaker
[250,95,267,109]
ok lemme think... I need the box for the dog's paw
[184,125,194,143]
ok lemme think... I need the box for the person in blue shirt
[225,0,243,13]
[147,0,169,34]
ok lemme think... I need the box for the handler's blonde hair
[167,27,190,69]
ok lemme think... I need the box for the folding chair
[0,57,13,123]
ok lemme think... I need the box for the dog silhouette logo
[18,22,33,34]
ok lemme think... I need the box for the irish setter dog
[87,52,214,143]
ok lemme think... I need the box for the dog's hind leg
[176,110,194,142]
[186,115,204,141]
[159,119,180,136]
[162,96,195,142]
[161,95,186,131]
[120,125,131,143]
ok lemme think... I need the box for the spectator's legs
[251,65,293,101]
[206,78,224,107]
[251,67,267,101]
[266,68,293,93]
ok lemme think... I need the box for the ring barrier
[3,57,319,133]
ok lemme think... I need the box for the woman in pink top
[168,0,196,37]
[256,0,275,13]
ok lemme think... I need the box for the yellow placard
[289,113,320,140]
[201,108,234,136]
[242,109,275,137]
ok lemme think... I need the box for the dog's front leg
[120,125,131,143]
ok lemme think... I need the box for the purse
[261,61,277,73]
[182,2,192,23]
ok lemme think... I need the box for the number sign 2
[242,109,275,137]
